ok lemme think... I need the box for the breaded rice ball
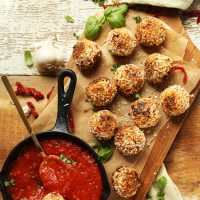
[160,85,190,116]
[89,110,117,140]
[131,98,161,128]
[73,39,102,70]
[86,77,117,106]
[42,192,64,200]
[114,64,144,96]
[145,53,172,83]
[106,28,137,56]
[112,166,141,198]
[114,126,146,156]
[135,17,166,47]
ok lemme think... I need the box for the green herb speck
[73,32,79,40]
[111,64,120,72]
[4,178,15,187]
[133,16,142,24]
[65,16,74,23]
[24,50,33,67]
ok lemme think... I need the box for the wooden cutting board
[0,12,200,200]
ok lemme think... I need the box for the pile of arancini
[72,17,191,198]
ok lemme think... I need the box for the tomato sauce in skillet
[6,139,102,200]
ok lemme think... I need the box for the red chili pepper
[170,66,187,84]
[27,102,39,119]
[182,10,200,24]
[68,110,75,133]
[15,82,44,101]
[47,86,55,100]
[102,2,121,9]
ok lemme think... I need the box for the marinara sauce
[6,139,102,200]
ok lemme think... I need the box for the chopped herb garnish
[157,191,165,200]
[134,16,142,24]
[111,64,120,72]
[146,194,153,200]
[65,16,74,23]
[60,154,77,166]
[4,178,15,187]
[73,32,79,40]
[92,0,105,6]
[134,93,140,99]
[156,176,167,190]
[24,50,33,67]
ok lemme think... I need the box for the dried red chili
[182,10,200,24]
[27,102,39,119]
[15,82,44,101]
[68,110,75,133]
[102,2,121,9]
[47,86,55,100]
[170,66,187,84]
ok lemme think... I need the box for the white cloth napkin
[106,0,194,199]
[107,0,193,10]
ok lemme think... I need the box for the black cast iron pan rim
[0,69,111,200]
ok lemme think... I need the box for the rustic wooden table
[0,0,200,200]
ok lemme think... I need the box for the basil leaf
[4,178,15,187]
[65,16,74,23]
[92,0,105,7]
[91,141,99,148]
[97,143,113,163]
[111,64,120,72]
[156,176,167,190]
[104,4,128,17]
[24,50,33,67]
[85,15,105,40]
[107,13,125,28]
[157,191,165,200]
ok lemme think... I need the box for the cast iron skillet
[0,69,111,200]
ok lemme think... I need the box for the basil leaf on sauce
[60,154,77,166]
[24,50,33,67]
[4,178,15,187]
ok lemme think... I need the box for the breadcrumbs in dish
[88,110,117,140]
[114,64,144,96]
[135,17,166,47]
[112,166,141,198]
[114,126,146,156]
[73,39,102,70]
[145,53,172,84]
[86,77,117,106]
[42,193,64,200]
[160,85,190,116]
[106,28,137,56]
[131,98,161,128]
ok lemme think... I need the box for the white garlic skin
[33,37,65,75]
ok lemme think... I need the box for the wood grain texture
[0,0,200,75]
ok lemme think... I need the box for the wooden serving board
[0,10,200,200]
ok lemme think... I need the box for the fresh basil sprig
[84,4,128,40]
[85,15,105,40]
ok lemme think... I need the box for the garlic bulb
[33,37,65,75]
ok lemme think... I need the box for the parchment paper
[32,9,200,200]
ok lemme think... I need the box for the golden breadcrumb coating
[114,126,146,156]
[131,98,161,128]
[73,39,102,70]
[114,64,144,96]
[160,85,190,116]
[89,110,117,140]
[86,77,117,106]
[106,28,137,56]
[135,17,166,47]
[145,53,172,83]
[112,166,141,198]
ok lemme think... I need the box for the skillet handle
[52,69,77,133]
